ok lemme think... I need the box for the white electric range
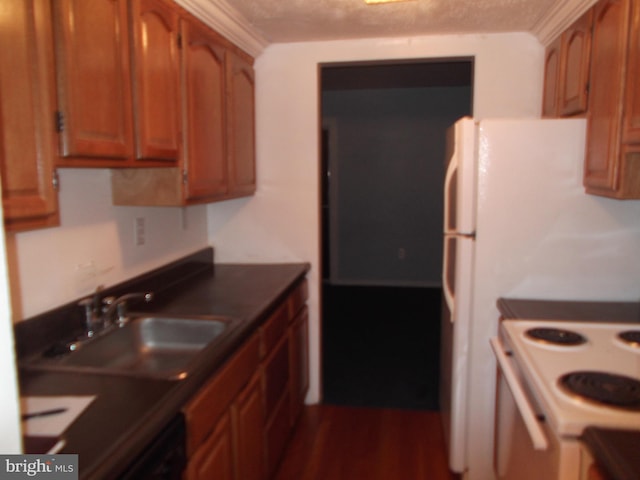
[491,319,640,480]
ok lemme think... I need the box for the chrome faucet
[78,287,153,336]
[101,292,154,327]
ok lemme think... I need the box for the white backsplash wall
[9,169,209,320]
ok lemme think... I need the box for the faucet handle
[78,297,96,337]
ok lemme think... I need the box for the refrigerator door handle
[442,236,455,320]
[443,148,457,235]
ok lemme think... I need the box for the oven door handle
[490,337,549,451]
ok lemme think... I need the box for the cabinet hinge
[52,170,60,191]
[55,110,64,132]
[177,34,182,49]
[182,170,188,184]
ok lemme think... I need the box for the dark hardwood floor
[274,405,455,480]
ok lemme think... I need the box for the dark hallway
[320,60,472,411]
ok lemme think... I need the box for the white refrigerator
[440,117,640,479]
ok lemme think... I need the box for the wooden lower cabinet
[183,334,261,480]
[290,307,309,425]
[183,278,309,480]
[185,413,234,480]
[231,374,265,480]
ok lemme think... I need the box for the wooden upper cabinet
[130,0,180,163]
[180,16,228,202]
[0,0,59,231]
[542,36,562,117]
[584,0,633,197]
[559,9,593,116]
[52,0,134,164]
[623,0,640,144]
[542,9,593,118]
[226,52,256,197]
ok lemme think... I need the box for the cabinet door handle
[490,337,549,451]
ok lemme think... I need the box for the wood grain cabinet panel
[130,0,180,163]
[559,9,593,116]
[542,9,593,118]
[226,51,256,197]
[52,0,134,164]
[185,413,234,480]
[180,16,228,202]
[584,0,636,197]
[542,36,562,117]
[0,0,59,231]
[289,307,309,425]
[231,374,265,480]
[623,0,640,144]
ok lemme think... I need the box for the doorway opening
[320,59,473,410]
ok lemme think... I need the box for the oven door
[490,338,580,480]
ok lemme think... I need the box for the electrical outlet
[398,247,406,260]
[134,217,145,246]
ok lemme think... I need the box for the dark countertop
[497,297,640,480]
[497,298,640,323]
[16,248,310,480]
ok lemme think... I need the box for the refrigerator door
[441,115,477,474]
[440,232,475,473]
[444,117,477,236]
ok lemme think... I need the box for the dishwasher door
[119,414,186,480]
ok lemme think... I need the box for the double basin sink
[22,314,241,381]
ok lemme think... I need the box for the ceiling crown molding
[531,0,598,46]
[174,0,269,57]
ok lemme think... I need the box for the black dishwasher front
[118,414,186,480]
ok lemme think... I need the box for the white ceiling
[227,0,561,43]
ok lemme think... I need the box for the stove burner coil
[618,330,640,348]
[525,327,587,346]
[558,371,640,411]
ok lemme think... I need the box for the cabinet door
[185,413,234,480]
[180,16,228,202]
[52,0,133,162]
[231,374,265,480]
[559,9,593,116]
[584,0,630,193]
[130,0,180,162]
[0,0,58,231]
[226,52,256,197]
[289,307,309,425]
[542,36,562,117]
[623,0,640,144]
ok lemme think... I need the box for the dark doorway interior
[320,60,473,410]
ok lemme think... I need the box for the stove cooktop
[501,320,640,437]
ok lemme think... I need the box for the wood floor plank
[274,405,456,480]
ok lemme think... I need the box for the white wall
[11,169,209,320]
[0,190,21,453]
[208,32,545,409]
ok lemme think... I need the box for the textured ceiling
[227,0,560,43]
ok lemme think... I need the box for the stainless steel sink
[24,315,239,380]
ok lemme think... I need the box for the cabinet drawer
[263,335,290,416]
[260,302,288,357]
[288,279,308,320]
[183,334,260,455]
